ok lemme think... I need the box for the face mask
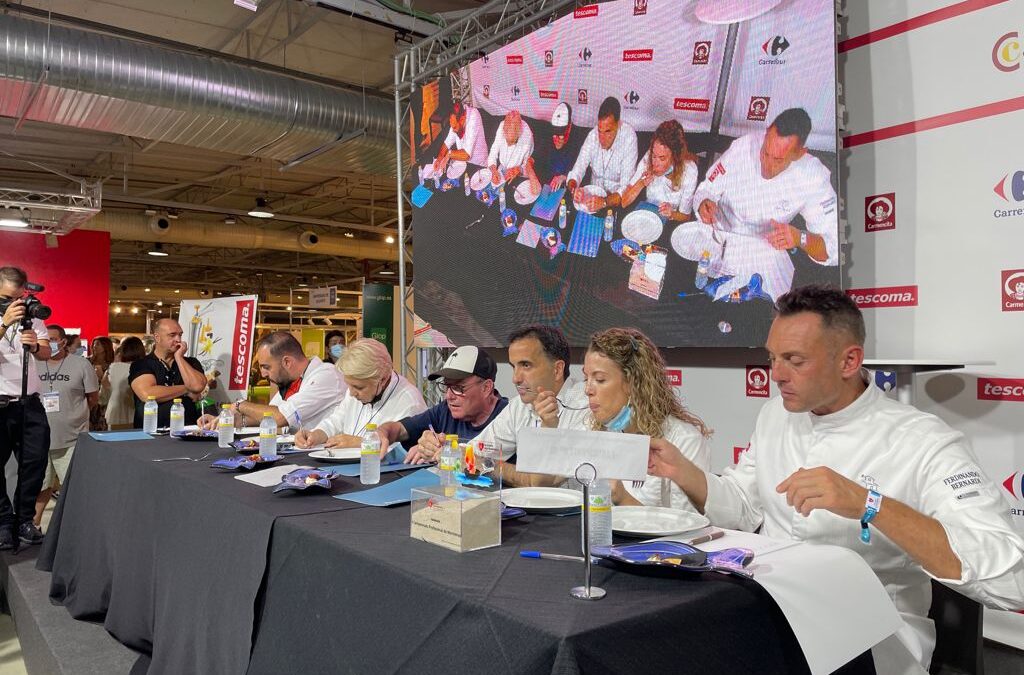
[49,340,60,353]
[329,344,344,359]
[605,402,633,432]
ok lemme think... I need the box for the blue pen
[520,551,585,562]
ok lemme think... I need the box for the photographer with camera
[0,266,52,548]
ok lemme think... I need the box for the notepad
[334,469,440,506]
[529,185,565,221]
[89,431,154,442]
[566,211,603,258]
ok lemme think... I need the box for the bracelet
[859,490,883,544]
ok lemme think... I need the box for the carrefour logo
[993,31,1021,72]
[1004,472,1024,501]
[994,170,1024,202]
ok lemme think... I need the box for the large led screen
[411,0,839,347]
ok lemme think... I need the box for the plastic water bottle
[169,398,185,435]
[582,479,613,552]
[498,186,507,212]
[217,404,235,448]
[695,249,711,290]
[603,209,614,242]
[439,437,458,495]
[143,396,158,433]
[433,172,441,189]
[259,412,277,457]
[464,174,471,196]
[558,199,567,229]
[360,423,381,485]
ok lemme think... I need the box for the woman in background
[105,336,146,430]
[325,330,345,364]
[89,336,115,431]
[621,119,699,222]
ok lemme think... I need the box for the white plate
[420,163,438,181]
[621,209,664,245]
[469,167,503,191]
[572,185,607,214]
[309,448,361,463]
[501,487,582,513]
[446,160,467,179]
[513,180,539,205]
[612,505,710,537]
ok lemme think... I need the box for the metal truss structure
[0,182,101,234]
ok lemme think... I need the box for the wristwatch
[799,231,808,248]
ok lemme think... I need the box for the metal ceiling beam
[312,0,441,38]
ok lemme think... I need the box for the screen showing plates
[410,0,839,347]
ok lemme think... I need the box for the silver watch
[799,231,808,248]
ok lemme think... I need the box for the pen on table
[520,551,585,562]
[685,530,724,546]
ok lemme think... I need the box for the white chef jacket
[704,371,1024,671]
[472,378,588,460]
[486,119,535,173]
[314,372,426,439]
[563,412,710,513]
[567,121,639,197]
[268,356,347,431]
[443,105,489,167]
[629,157,698,215]
[0,319,48,396]
[690,131,838,264]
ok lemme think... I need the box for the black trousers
[0,395,50,526]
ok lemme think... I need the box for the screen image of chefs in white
[567,96,638,212]
[487,110,534,185]
[621,119,699,222]
[673,108,838,301]
[433,100,489,171]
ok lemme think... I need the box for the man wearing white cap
[375,346,508,463]
[487,111,534,185]
[433,100,489,172]
[525,102,575,196]
[675,108,837,301]
[566,96,638,212]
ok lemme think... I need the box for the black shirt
[128,352,205,428]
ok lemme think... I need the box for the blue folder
[89,431,154,442]
[529,185,565,221]
[566,211,603,257]
[334,469,440,506]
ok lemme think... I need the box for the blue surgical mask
[329,344,344,359]
[605,402,633,432]
[48,340,60,353]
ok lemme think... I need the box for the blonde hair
[338,338,392,380]
[587,327,711,438]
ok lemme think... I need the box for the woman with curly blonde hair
[578,327,710,511]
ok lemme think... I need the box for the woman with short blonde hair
[338,338,392,380]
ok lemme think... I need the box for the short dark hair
[0,267,27,287]
[451,100,466,121]
[47,324,67,341]
[324,330,344,344]
[257,331,306,359]
[119,336,147,363]
[770,108,812,146]
[776,285,865,346]
[507,325,570,380]
[598,96,621,123]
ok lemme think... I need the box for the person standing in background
[89,336,114,431]
[324,330,345,365]
[105,336,146,429]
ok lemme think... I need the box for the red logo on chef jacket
[846,285,919,308]
[574,4,598,19]
[706,162,726,182]
[1002,269,1024,311]
[577,88,589,105]
[747,96,770,121]
[506,55,523,65]
[692,41,711,65]
[665,368,682,387]
[539,90,559,100]
[482,85,490,99]
[1003,472,1024,500]
[733,445,750,464]
[230,299,255,390]
[865,193,896,232]
[633,0,648,16]
[979,377,1024,401]
[746,366,770,398]
[623,48,654,62]
[674,98,710,112]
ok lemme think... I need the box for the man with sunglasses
[376,346,507,464]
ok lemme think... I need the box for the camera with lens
[0,282,52,329]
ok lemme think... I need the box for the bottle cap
[173,398,182,403]
[263,411,273,417]
[222,404,231,409]
[365,423,378,431]
[147,395,155,400]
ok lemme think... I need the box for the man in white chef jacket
[566,96,638,212]
[433,100,489,171]
[487,110,534,185]
[647,285,1024,674]
[673,108,838,301]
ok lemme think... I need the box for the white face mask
[49,340,60,353]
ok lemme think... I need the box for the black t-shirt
[128,352,205,428]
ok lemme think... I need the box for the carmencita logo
[992,31,1021,72]
[745,366,769,397]
[865,193,896,232]
[692,41,711,65]
[1002,269,1024,311]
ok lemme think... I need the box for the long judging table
[38,433,871,674]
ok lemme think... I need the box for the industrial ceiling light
[380,264,395,276]
[147,243,169,257]
[247,197,274,219]
[224,216,237,225]
[0,208,30,229]
[144,287,151,292]
[385,235,395,244]
[233,0,259,11]
[343,231,354,238]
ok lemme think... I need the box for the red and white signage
[674,97,710,112]
[1002,269,1024,311]
[692,41,711,65]
[573,4,598,19]
[665,368,682,387]
[506,55,523,65]
[633,0,647,16]
[978,377,1024,402]
[865,192,896,232]
[747,96,770,121]
[746,366,770,398]
[231,299,255,390]
[733,445,750,464]
[846,285,919,308]
[177,294,258,400]
[623,48,654,62]
[539,90,559,100]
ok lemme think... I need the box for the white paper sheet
[234,464,311,487]
[515,427,648,481]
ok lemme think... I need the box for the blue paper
[334,469,440,506]
[566,211,603,257]
[411,184,433,208]
[89,431,154,442]
[529,185,565,221]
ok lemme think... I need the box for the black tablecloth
[37,434,378,675]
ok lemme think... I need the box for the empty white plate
[446,160,467,179]
[309,448,361,463]
[513,180,539,205]
[572,184,607,214]
[501,487,583,513]
[621,209,664,245]
[470,167,503,191]
[612,505,709,537]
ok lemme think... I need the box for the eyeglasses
[436,379,484,397]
